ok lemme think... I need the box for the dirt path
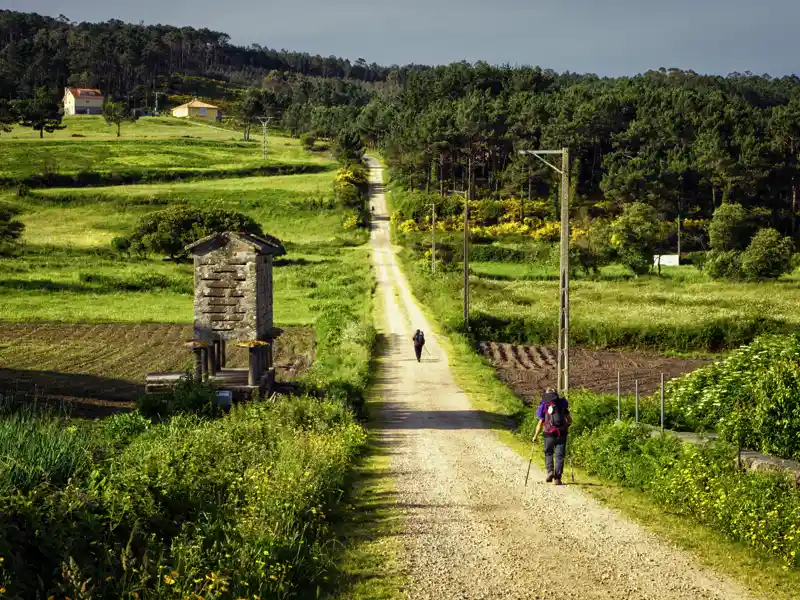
[365,158,757,600]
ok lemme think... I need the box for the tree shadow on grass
[0,367,137,418]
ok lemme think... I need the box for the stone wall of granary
[193,239,259,341]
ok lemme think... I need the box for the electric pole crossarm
[518,150,563,174]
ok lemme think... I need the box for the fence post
[660,372,665,433]
[635,379,639,424]
[617,371,621,421]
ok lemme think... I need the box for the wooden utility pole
[519,148,571,393]
[426,200,436,274]
[464,156,472,328]
[558,148,570,393]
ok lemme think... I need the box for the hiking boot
[554,478,563,486]
[545,472,554,483]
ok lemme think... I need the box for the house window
[199,107,208,117]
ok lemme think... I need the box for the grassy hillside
[0,116,333,182]
[0,117,364,324]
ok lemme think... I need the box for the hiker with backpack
[412,330,425,362]
[531,387,572,485]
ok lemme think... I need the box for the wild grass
[401,251,800,352]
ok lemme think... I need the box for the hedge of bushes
[572,421,800,567]
[666,334,800,460]
[466,311,796,353]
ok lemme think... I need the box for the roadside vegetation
[0,110,377,597]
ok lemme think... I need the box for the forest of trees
[0,10,391,102]
[3,10,800,241]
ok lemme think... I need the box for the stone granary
[145,231,286,400]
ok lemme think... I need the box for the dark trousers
[414,344,423,361]
[544,434,567,479]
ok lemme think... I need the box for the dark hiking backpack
[413,332,425,345]
[543,396,567,435]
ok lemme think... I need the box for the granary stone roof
[185,231,286,256]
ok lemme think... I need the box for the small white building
[654,254,680,267]
[63,87,104,115]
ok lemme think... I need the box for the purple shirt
[536,397,569,421]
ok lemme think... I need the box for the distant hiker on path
[412,330,425,362]
[531,387,572,485]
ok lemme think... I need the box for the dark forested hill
[0,10,390,101]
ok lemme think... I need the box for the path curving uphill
[365,157,758,600]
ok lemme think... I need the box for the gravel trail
[365,157,757,600]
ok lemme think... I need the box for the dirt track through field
[366,157,757,600]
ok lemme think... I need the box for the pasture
[1,116,332,182]
[401,244,800,352]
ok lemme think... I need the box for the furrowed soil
[478,341,711,403]
[0,323,314,416]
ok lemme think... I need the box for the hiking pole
[568,437,575,483]
[424,345,432,357]
[525,436,537,486]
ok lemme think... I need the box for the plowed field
[477,341,711,404]
[0,323,314,416]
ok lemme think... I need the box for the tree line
[5,10,800,245]
[0,9,392,103]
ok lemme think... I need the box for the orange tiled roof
[68,87,104,99]
[174,99,219,110]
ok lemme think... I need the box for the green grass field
[402,248,800,352]
[0,116,366,324]
[1,116,333,181]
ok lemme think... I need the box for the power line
[255,116,273,159]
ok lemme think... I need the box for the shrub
[333,129,365,164]
[573,220,613,275]
[610,203,664,275]
[740,228,795,281]
[300,133,316,150]
[666,334,800,460]
[704,249,743,280]
[0,202,24,246]
[122,206,263,259]
[136,375,221,419]
[708,202,754,251]
[572,420,800,566]
[111,235,131,255]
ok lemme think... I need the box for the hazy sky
[6,0,800,77]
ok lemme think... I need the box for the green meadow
[0,116,366,326]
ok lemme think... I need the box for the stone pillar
[248,347,260,386]
[193,349,203,380]
[200,347,209,381]
[213,340,222,371]
[208,343,217,377]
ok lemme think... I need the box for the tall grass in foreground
[0,402,92,493]
[0,397,366,599]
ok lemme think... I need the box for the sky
[6,0,800,77]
